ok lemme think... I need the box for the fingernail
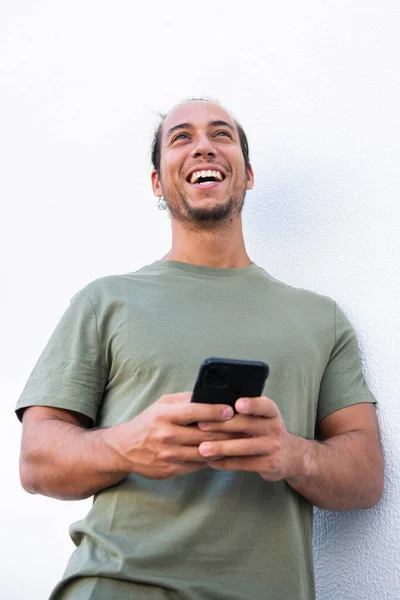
[223,407,233,419]
[236,399,248,412]
[198,422,210,430]
[200,443,213,456]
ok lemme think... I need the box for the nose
[191,133,216,158]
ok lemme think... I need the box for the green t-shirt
[16,261,376,600]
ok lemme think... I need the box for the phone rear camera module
[202,365,230,388]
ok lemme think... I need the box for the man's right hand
[104,392,235,479]
[19,394,235,500]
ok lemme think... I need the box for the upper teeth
[189,170,223,184]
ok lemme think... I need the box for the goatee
[165,192,246,230]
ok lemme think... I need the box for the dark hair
[150,99,250,174]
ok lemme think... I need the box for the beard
[164,180,247,230]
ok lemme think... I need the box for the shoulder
[65,266,160,325]
[74,268,149,306]
[256,267,336,319]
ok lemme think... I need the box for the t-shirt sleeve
[15,291,108,423]
[317,302,376,423]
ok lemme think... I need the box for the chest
[100,284,331,436]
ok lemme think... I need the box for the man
[17,99,384,600]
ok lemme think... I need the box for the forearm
[20,419,129,500]
[286,431,384,510]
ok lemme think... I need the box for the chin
[165,190,245,225]
[185,198,239,224]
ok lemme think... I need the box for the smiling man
[152,104,253,229]
[16,99,383,600]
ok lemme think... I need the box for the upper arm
[19,407,93,496]
[317,304,377,423]
[22,405,92,433]
[317,402,381,443]
[15,291,108,426]
[316,403,384,501]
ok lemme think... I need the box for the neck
[162,216,251,268]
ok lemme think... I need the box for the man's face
[152,101,254,228]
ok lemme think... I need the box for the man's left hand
[198,396,303,482]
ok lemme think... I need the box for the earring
[157,196,167,210]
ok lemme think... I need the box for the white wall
[1,1,399,598]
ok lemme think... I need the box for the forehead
[161,101,236,140]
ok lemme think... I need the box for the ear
[151,170,163,197]
[246,164,255,191]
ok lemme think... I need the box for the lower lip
[189,181,224,190]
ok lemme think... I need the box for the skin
[151,101,254,267]
[20,395,236,500]
[20,101,384,509]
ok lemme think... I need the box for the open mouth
[186,169,226,186]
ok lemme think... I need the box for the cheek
[162,166,183,186]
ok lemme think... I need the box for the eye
[215,130,232,138]
[172,132,190,142]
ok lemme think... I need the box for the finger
[235,396,280,418]
[170,445,210,463]
[157,392,193,404]
[171,443,241,464]
[165,425,237,446]
[207,456,273,474]
[168,403,234,426]
[170,424,240,445]
[198,414,266,436]
[198,437,269,459]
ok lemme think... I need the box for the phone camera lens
[203,365,229,388]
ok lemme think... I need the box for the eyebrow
[165,120,236,140]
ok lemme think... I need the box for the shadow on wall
[243,154,342,280]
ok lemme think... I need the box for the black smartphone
[191,357,269,411]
